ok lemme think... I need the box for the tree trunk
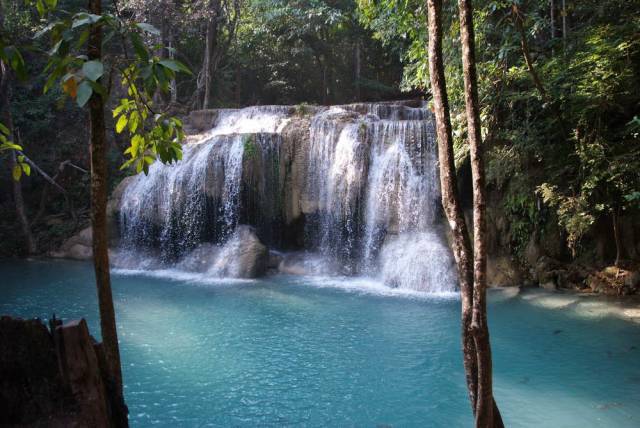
[457,1,502,426]
[235,55,241,106]
[513,5,548,101]
[322,58,328,105]
[354,39,361,101]
[202,15,215,109]
[613,208,622,267]
[168,25,178,105]
[426,0,479,415]
[201,0,222,109]
[9,150,37,253]
[550,0,555,39]
[87,1,127,425]
[561,0,567,51]
[0,61,36,254]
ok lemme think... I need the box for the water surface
[1,260,639,427]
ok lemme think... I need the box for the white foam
[113,268,256,286]
[291,274,459,300]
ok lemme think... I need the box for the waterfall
[116,101,456,292]
[304,108,367,268]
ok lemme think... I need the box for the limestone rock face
[487,255,523,287]
[187,109,220,133]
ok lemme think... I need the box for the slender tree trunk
[354,39,361,101]
[235,58,241,106]
[550,0,555,55]
[87,1,127,425]
[322,58,328,105]
[613,208,622,267]
[561,0,567,51]
[9,150,37,253]
[168,26,178,105]
[426,0,479,414]
[550,0,555,39]
[457,1,502,426]
[513,5,548,100]
[202,0,222,109]
[202,16,215,109]
[0,61,36,254]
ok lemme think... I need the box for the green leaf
[86,80,107,97]
[21,162,31,176]
[34,22,56,39]
[136,23,161,36]
[115,115,128,133]
[0,123,9,135]
[76,81,93,107]
[129,32,149,62]
[158,59,191,74]
[72,13,101,29]
[128,110,140,133]
[82,60,103,81]
[12,165,22,181]
[36,0,45,17]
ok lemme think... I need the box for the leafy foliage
[33,1,191,174]
[359,0,640,261]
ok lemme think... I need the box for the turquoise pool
[1,260,639,427]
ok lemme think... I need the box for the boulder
[585,266,639,295]
[50,226,93,260]
[267,251,284,269]
[278,252,334,276]
[175,226,269,278]
[487,255,523,287]
[540,281,557,291]
[212,226,269,278]
[68,243,93,260]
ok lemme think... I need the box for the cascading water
[118,107,290,262]
[304,109,367,267]
[116,101,456,292]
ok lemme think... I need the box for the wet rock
[175,226,269,278]
[267,251,284,269]
[586,266,639,295]
[540,281,557,291]
[218,225,269,278]
[278,252,334,276]
[210,225,269,278]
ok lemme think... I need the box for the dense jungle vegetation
[1,0,639,267]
